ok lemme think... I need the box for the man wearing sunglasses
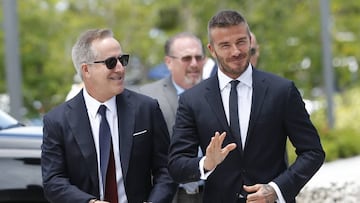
[139,32,206,203]
[41,28,177,203]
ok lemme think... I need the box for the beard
[214,50,250,78]
[184,74,202,87]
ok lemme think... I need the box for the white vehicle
[0,110,47,203]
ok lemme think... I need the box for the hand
[203,132,237,171]
[244,184,277,203]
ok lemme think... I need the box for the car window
[0,110,22,130]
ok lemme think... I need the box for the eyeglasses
[92,54,130,69]
[168,55,205,63]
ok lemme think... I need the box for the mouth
[109,75,124,82]
[230,54,248,64]
[187,71,201,77]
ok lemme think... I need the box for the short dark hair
[207,10,251,44]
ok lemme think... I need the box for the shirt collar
[218,63,253,91]
[83,88,117,118]
[172,78,185,96]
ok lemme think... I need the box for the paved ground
[297,155,360,202]
[305,155,360,188]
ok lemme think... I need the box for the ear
[81,63,90,78]
[164,56,172,71]
[207,43,216,59]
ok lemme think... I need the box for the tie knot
[98,105,107,117]
[230,80,240,88]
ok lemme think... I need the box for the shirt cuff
[268,181,286,203]
[199,156,214,179]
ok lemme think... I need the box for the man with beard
[139,32,206,203]
[168,10,325,203]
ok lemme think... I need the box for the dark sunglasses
[93,54,130,69]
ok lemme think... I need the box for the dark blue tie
[229,80,242,146]
[98,105,118,203]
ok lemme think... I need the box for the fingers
[208,131,219,149]
[243,184,260,193]
[244,184,277,202]
[213,131,223,149]
[223,143,237,153]
[205,132,237,170]
[244,184,261,202]
[211,131,237,154]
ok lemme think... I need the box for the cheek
[173,66,185,74]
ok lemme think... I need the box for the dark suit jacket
[168,68,325,203]
[41,89,177,203]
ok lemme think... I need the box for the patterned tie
[98,105,118,203]
[229,80,242,147]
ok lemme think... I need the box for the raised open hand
[203,131,237,171]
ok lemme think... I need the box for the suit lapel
[162,76,178,116]
[115,90,134,181]
[247,70,268,145]
[67,91,98,187]
[204,77,243,150]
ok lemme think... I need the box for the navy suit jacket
[168,68,325,203]
[42,89,177,203]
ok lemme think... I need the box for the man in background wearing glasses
[41,28,177,203]
[139,32,206,203]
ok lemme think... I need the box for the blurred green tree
[0,0,359,119]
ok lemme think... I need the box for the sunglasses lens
[105,57,118,69]
[119,55,129,66]
[101,54,129,69]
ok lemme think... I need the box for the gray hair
[207,10,251,44]
[71,28,113,79]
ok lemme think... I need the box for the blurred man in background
[139,32,206,203]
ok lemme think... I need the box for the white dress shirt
[218,64,252,148]
[83,89,128,203]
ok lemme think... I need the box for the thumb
[243,184,260,193]
[223,143,237,154]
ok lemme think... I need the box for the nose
[190,57,199,66]
[114,60,125,71]
[230,44,241,56]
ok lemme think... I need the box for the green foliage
[288,85,360,163]
[0,0,360,122]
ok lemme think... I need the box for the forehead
[171,37,203,55]
[92,37,122,57]
[210,24,249,44]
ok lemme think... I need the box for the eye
[220,44,230,49]
[105,57,118,69]
[181,56,192,62]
